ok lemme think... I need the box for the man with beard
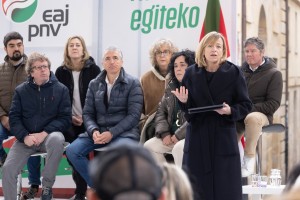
[0,32,42,200]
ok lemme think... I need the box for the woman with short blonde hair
[172,31,252,200]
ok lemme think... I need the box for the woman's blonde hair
[161,163,193,200]
[63,35,90,70]
[195,31,227,67]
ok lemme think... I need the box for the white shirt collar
[105,75,119,85]
[249,58,265,72]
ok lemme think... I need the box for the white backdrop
[0,0,237,190]
[0,0,236,78]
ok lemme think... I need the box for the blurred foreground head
[161,162,194,200]
[88,143,163,200]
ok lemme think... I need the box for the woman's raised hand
[171,86,189,103]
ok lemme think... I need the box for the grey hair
[102,46,123,60]
[244,37,265,52]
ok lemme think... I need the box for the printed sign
[0,0,236,77]
[0,0,236,190]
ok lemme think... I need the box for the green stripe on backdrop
[203,0,221,32]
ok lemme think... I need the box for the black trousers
[67,158,87,195]
[65,125,87,195]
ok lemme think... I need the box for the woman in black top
[55,35,100,200]
[172,32,252,200]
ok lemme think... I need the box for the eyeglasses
[32,65,48,71]
[155,50,170,57]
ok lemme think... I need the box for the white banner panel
[0,0,236,78]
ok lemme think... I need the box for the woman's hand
[214,103,231,115]
[171,86,189,103]
[72,115,83,126]
[171,135,179,144]
[162,135,173,146]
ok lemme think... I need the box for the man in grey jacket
[66,46,143,187]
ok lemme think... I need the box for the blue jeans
[27,156,41,185]
[0,123,41,185]
[66,133,137,187]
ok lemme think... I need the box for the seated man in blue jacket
[66,46,143,187]
[2,52,72,200]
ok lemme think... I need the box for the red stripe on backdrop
[3,137,15,148]
[219,8,230,56]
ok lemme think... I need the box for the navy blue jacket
[83,67,143,140]
[9,72,72,143]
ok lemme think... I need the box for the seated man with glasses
[2,52,72,200]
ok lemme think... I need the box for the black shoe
[74,194,86,200]
[20,186,39,200]
[0,152,7,167]
[41,186,53,200]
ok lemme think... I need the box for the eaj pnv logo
[2,0,37,23]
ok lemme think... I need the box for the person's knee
[47,132,65,144]
[144,138,157,152]
[143,139,152,149]
[65,141,82,161]
[66,144,75,159]
[244,112,264,126]
[46,132,65,155]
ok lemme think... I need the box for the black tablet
[188,104,224,114]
